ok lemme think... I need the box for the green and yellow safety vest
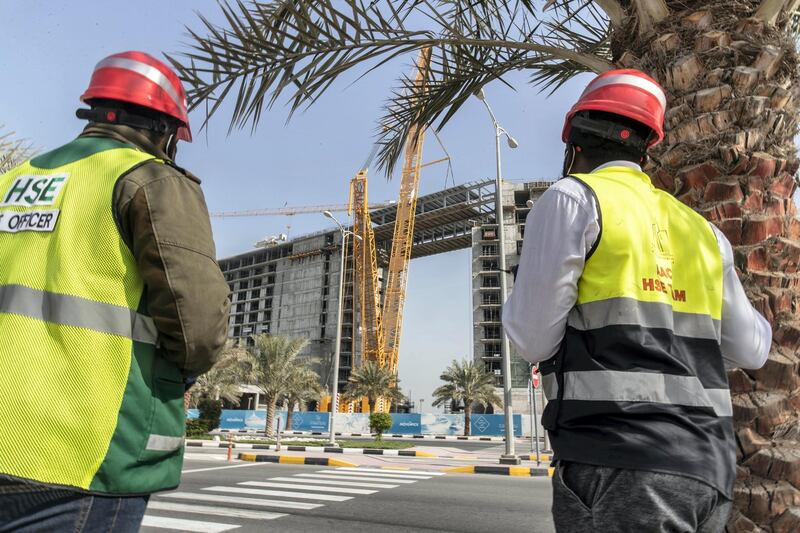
[0,136,185,495]
[540,165,735,497]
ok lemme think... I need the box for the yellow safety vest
[539,165,734,497]
[0,136,185,495]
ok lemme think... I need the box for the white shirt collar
[592,160,642,173]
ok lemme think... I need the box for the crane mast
[349,170,383,366]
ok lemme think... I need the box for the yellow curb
[548,467,555,477]
[239,453,257,462]
[382,466,411,471]
[278,455,305,464]
[443,466,475,474]
[329,458,358,467]
[414,451,437,458]
[509,467,532,477]
[454,455,473,460]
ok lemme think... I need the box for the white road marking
[336,467,444,476]
[294,473,419,484]
[183,453,226,461]
[239,481,377,495]
[315,469,434,480]
[268,476,399,489]
[203,486,353,502]
[147,501,285,520]
[182,463,268,474]
[160,492,322,510]
[141,515,239,532]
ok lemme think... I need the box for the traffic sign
[531,366,540,389]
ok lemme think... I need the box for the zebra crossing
[141,467,442,531]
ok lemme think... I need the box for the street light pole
[323,211,361,447]
[476,89,519,463]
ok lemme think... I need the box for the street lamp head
[506,135,519,149]
[474,88,486,101]
[322,210,334,219]
[353,234,363,242]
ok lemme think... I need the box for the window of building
[516,240,524,255]
[482,229,497,240]
[484,343,501,357]
[250,289,260,300]
[483,308,500,322]
[484,325,501,339]
[482,293,500,305]
[482,260,497,271]
[482,275,500,288]
[481,244,498,256]
[249,312,258,323]
[233,326,241,337]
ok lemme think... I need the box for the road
[141,454,555,532]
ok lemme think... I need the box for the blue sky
[0,1,590,409]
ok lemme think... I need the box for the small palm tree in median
[190,341,251,407]
[247,334,309,437]
[343,360,403,413]
[433,359,502,436]
[280,365,323,430]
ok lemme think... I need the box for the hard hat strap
[76,107,173,136]
[569,115,649,153]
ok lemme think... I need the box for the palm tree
[189,342,251,407]
[343,360,403,413]
[280,365,323,430]
[432,359,502,436]
[0,125,34,173]
[172,2,800,528]
[246,334,309,437]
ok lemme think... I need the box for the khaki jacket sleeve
[115,162,231,377]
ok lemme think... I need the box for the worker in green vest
[504,69,771,532]
[0,51,230,531]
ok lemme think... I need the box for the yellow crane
[348,47,432,412]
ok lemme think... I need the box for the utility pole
[475,89,519,464]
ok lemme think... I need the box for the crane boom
[211,201,393,218]
[380,47,432,377]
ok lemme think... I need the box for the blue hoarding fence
[190,410,520,436]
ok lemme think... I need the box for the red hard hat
[562,69,666,148]
[81,51,192,142]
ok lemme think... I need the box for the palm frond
[168,0,613,173]
[0,126,35,173]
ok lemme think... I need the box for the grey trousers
[552,461,733,533]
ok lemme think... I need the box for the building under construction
[218,178,552,412]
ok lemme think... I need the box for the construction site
[217,177,551,415]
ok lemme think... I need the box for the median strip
[444,465,550,477]
[189,441,441,458]
[238,453,356,467]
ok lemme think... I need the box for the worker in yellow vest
[0,51,230,531]
[504,69,771,532]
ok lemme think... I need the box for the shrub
[198,398,222,431]
[369,412,393,441]
[186,418,208,438]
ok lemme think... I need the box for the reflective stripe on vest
[542,371,732,417]
[0,284,157,344]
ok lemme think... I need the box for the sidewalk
[215,429,505,442]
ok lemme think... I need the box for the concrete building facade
[218,178,553,413]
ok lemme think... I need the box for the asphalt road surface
[140,456,554,532]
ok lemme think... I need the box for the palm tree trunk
[286,400,295,431]
[618,2,799,529]
[265,397,277,438]
[464,404,472,437]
